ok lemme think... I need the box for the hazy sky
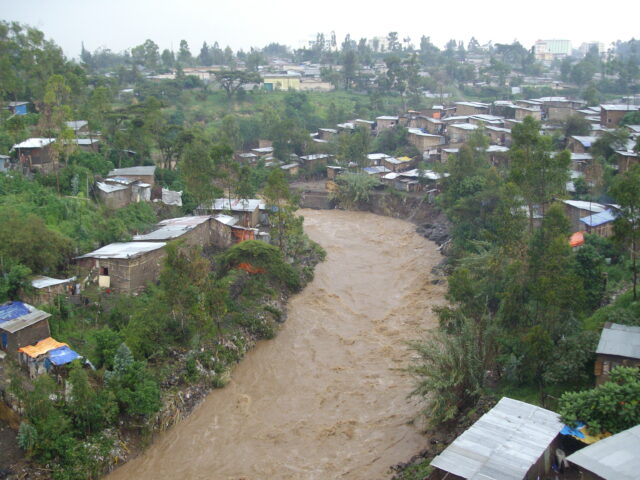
[1,0,637,59]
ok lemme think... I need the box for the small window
[100,266,109,276]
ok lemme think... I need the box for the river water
[107,209,446,480]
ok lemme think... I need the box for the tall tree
[510,116,570,231]
[611,164,640,300]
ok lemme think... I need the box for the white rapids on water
[107,209,446,480]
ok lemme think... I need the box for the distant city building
[578,41,606,57]
[534,39,571,61]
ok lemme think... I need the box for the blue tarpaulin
[0,301,30,323]
[47,346,80,366]
[560,422,586,439]
[580,210,617,228]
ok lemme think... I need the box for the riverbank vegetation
[407,123,640,440]
[2,18,640,479]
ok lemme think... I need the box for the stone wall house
[75,242,166,294]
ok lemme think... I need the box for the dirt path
[107,209,446,480]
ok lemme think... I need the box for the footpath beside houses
[75,242,166,294]
[428,397,564,480]
[0,301,51,356]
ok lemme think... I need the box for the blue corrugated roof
[580,209,616,227]
[0,301,30,323]
[47,346,80,366]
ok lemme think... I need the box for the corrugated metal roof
[211,198,264,212]
[107,166,156,177]
[77,242,166,259]
[363,166,390,175]
[567,425,640,480]
[430,397,563,480]
[97,182,129,193]
[31,276,75,289]
[0,310,51,333]
[595,323,640,359]
[376,116,399,120]
[571,136,598,148]
[213,214,238,226]
[11,138,55,150]
[601,104,640,112]
[563,200,606,213]
[407,128,442,137]
[65,120,88,130]
[134,216,210,241]
[449,123,479,131]
[300,154,331,161]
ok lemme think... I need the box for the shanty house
[567,136,598,154]
[382,156,414,173]
[65,120,89,135]
[201,198,264,228]
[11,138,56,172]
[210,214,257,247]
[616,150,638,175]
[485,126,512,146]
[133,216,216,249]
[0,154,10,172]
[375,116,399,131]
[72,138,100,153]
[562,200,606,232]
[6,101,28,115]
[579,209,616,238]
[96,181,132,209]
[76,242,166,294]
[429,397,563,480]
[406,128,443,152]
[600,104,640,127]
[566,424,640,480]
[447,123,478,144]
[454,101,490,116]
[25,276,77,306]
[594,322,640,386]
[0,301,51,356]
[299,153,333,171]
[514,106,542,121]
[18,337,81,378]
[107,166,156,187]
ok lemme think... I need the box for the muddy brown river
[107,209,446,480]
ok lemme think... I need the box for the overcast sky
[1,0,637,59]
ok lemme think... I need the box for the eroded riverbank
[107,209,446,480]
